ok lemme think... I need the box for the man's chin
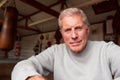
[70,48,82,54]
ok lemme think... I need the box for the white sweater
[12,41,120,80]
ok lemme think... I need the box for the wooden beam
[18,0,61,21]
[60,0,68,10]
[20,0,59,18]
[0,0,7,7]
[17,26,41,33]
[28,17,55,26]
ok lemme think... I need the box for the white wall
[20,31,59,58]
[20,35,39,58]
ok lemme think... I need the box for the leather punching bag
[0,6,18,50]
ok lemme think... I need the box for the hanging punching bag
[0,6,18,50]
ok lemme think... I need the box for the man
[12,8,120,80]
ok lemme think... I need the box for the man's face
[60,14,90,53]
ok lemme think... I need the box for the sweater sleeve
[106,42,120,79]
[11,45,56,80]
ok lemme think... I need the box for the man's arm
[11,57,44,80]
[107,42,120,80]
[11,45,56,80]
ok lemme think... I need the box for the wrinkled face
[60,14,90,53]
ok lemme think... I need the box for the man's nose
[71,30,78,39]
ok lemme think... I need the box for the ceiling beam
[60,0,68,10]
[0,0,7,7]
[74,0,105,8]
[28,17,55,26]
[18,0,61,21]
[17,26,41,33]
[20,0,59,18]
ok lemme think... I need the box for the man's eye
[64,29,71,32]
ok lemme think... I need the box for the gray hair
[58,7,90,28]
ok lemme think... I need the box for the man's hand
[26,75,46,80]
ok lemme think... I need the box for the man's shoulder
[88,40,106,44]
[51,43,66,47]
[88,40,116,48]
[48,43,66,51]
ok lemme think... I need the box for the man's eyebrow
[75,24,84,27]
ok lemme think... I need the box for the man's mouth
[70,40,82,46]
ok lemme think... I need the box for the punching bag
[0,6,18,50]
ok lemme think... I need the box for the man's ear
[87,26,90,35]
[87,26,90,34]
[59,29,63,35]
